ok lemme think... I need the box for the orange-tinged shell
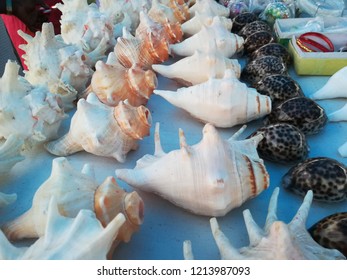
[168,0,190,23]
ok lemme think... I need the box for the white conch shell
[328,102,347,122]
[0,135,24,176]
[189,0,229,17]
[0,193,17,208]
[45,93,152,162]
[116,123,270,216]
[338,141,347,157]
[0,197,126,260]
[2,157,144,244]
[154,70,271,128]
[183,187,346,260]
[170,17,244,57]
[311,66,347,100]
[0,61,67,143]
[152,50,241,86]
[182,12,232,36]
[19,23,94,110]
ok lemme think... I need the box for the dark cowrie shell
[238,20,271,39]
[250,43,292,65]
[232,12,258,33]
[244,31,275,54]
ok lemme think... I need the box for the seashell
[0,135,25,176]
[170,17,244,58]
[149,0,181,24]
[1,157,144,243]
[160,0,190,23]
[86,60,157,107]
[241,55,287,86]
[152,50,241,86]
[282,157,347,202]
[248,123,309,164]
[243,31,275,54]
[116,123,270,216]
[339,141,347,157]
[183,187,346,260]
[231,12,258,33]
[309,212,347,257]
[238,20,272,39]
[0,193,17,208]
[254,74,304,106]
[311,66,347,100]
[0,61,67,143]
[328,102,347,122]
[0,197,127,259]
[45,93,151,162]
[250,43,292,66]
[154,70,271,128]
[189,0,230,17]
[181,12,233,36]
[264,97,328,135]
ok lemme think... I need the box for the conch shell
[0,60,67,143]
[160,0,190,23]
[170,17,244,57]
[0,135,24,176]
[86,60,157,107]
[338,140,347,157]
[154,70,271,128]
[0,193,17,208]
[116,123,269,216]
[2,157,144,245]
[45,93,151,162]
[148,0,182,24]
[0,197,126,259]
[183,187,346,260]
[152,50,241,86]
[328,102,347,122]
[189,0,229,17]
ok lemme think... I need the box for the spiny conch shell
[311,66,347,100]
[18,23,93,110]
[0,61,67,143]
[0,135,25,176]
[152,50,241,86]
[85,60,157,107]
[154,70,271,128]
[0,197,126,260]
[183,187,346,260]
[45,93,152,162]
[189,0,229,17]
[116,123,270,216]
[1,157,144,244]
[0,193,17,208]
[328,102,347,122]
[160,0,190,23]
[170,17,244,58]
[181,12,233,36]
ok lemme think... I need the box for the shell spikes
[116,122,269,216]
[184,188,346,260]
[0,135,25,176]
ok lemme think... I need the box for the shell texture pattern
[231,12,258,33]
[309,212,347,257]
[152,50,241,86]
[238,20,272,39]
[154,70,271,128]
[0,61,67,143]
[45,93,151,162]
[282,157,347,203]
[1,157,144,243]
[243,31,275,54]
[0,135,24,176]
[264,97,328,135]
[250,43,292,66]
[183,187,346,260]
[116,123,270,217]
[160,0,190,23]
[0,197,127,260]
[248,123,309,164]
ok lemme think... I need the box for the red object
[296,32,335,53]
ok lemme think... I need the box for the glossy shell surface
[244,31,275,54]
[250,43,292,65]
[238,20,271,38]
[232,12,257,33]
[282,157,347,202]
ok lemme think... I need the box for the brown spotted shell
[309,212,347,257]
[250,43,292,65]
[238,20,271,39]
[244,31,275,54]
[231,12,258,33]
[282,157,347,202]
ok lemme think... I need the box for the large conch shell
[19,23,94,110]
[0,135,24,176]
[311,66,347,100]
[154,70,271,128]
[0,61,67,143]
[0,197,126,259]
[45,93,151,162]
[183,188,346,260]
[152,50,241,86]
[86,60,157,106]
[2,157,144,245]
[189,0,229,17]
[0,193,17,208]
[116,123,269,216]
[170,17,244,57]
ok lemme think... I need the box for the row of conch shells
[116,123,270,216]
[0,197,126,259]
[0,60,67,144]
[155,70,271,128]
[45,93,151,162]
[184,188,346,260]
[1,157,144,253]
